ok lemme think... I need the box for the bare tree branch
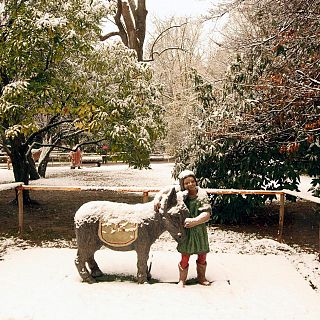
[146,22,188,61]
[25,118,74,147]
[296,70,320,86]
[100,31,121,41]
[113,0,128,46]
[144,47,188,62]
[121,1,138,49]
[128,0,137,20]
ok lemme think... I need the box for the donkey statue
[74,187,188,284]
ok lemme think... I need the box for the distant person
[101,145,109,164]
[6,155,11,170]
[69,147,82,169]
[154,170,212,287]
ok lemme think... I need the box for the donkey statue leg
[87,255,103,278]
[136,245,151,284]
[75,251,96,284]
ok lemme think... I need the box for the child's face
[183,176,197,192]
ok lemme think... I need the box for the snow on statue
[74,187,188,284]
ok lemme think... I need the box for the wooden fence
[1,183,320,242]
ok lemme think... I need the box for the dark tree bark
[10,135,33,204]
[37,146,55,178]
[27,152,40,180]
[101,0,148,61]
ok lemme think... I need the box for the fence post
[277,193,285,242]
[17,186,24,236]
[143,191,149,203]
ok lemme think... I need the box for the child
[154,170,211,287]
[177,170,211,287]
[69,147,82,169]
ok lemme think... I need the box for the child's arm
[184,188,211,228]
[184,211,210,228]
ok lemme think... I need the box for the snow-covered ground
[0,233,319,320]
[0,162,177,187]
[0,163,320,319]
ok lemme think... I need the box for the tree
[100,1,192,63]
[101,0,147,61]
[174,0,320,222]
[0,0,164,203]
[147,17,207,155]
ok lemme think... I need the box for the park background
[1,0,320,319]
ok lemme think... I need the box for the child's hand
[154,201,161,212]
[184,218,197,228]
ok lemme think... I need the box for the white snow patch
[74,200,154,227]
[0,246,319,320]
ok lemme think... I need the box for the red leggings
[180,253,207,269]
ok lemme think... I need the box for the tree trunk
[134,0,147,61]
[10,135,34,204]
[27,152,40,180]
[102,0,148,61]
[38,146,53,178]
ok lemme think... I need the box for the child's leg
[196,253,210,286]
[178,253,190,287]
[197,253,207,265]
[180,253,190,269]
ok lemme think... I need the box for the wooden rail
[206,189,286,241]
[13,185,286,241]
[2,183,318,242]
[16,185,161,235]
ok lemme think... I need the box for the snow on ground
[0,162,177,187]
[0,235,319,320]
[1,162,320,319]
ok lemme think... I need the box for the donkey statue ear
[166,187,177,208]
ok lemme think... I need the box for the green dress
[177,189,211,255]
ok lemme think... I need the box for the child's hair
[178,170,197,191]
